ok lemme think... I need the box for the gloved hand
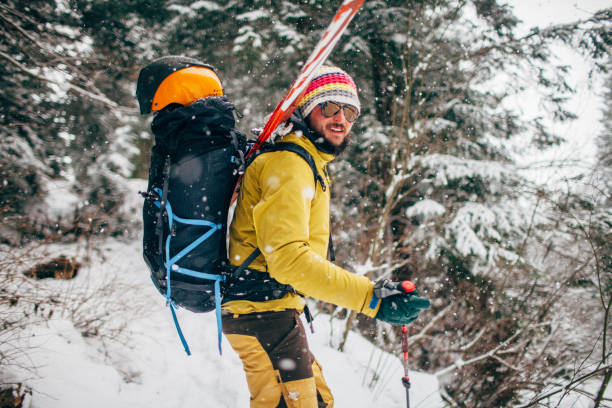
[374,279,430,325]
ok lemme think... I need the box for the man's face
[307,103,354,147]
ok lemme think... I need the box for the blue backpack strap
[168,266,224,355]
[154,187,226,355]
[169,301,191,355]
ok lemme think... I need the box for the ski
[246,0,365,158]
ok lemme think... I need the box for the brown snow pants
[222,310,334,408]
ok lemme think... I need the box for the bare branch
[518,365,612,408]
[434,330,522,378]
[408,303,453,346]
[459,326,488,352]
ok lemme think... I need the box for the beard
[305,119,350,156]
[312,131,349,155]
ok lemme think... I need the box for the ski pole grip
[401,280,416,293]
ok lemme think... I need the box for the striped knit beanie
[297,65,360,119]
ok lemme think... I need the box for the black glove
[374,279,430,325]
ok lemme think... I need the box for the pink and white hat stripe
[297,66,360,119]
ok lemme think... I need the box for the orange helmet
[136,56,223,114]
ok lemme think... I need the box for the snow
[302,185,315,200]
[266,175,281,190]
[445,203,521,266]
[274,21,304,45]
[2,230,443,407]
[405,199,446,221]
[418,154,508,186]
[54,0,71,13]
[237,10,269,22]
[2,178,442,406]
[447,212,489,259]
[41,67,73,103]
[191,1,223,12]
[234,26,263,50]
[167,5,197,17]
[43,180,81,219]
[48,24,79,40]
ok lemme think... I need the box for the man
[222,66,430,407]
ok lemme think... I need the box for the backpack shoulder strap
[250,142,326,191]
[249,142,335,260]
[232,247,261,275]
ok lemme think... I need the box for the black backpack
[141,98,322,355]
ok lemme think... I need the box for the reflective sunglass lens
[320,102,359,122]
[321,102,341,117]
[343,105,358,122]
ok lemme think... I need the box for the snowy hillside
[1,180,442,408]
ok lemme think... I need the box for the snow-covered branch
[0,50,124,110]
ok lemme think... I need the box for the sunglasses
[319,101,359,122]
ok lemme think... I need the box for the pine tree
[0,0,167,243]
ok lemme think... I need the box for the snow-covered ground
[2,182,442,408]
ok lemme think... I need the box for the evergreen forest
[1,1,611,406]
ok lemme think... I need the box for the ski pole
[401,324,411,408]
[373,280,417,407]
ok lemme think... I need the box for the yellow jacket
[223,132,380,318]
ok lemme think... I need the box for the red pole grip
[401,281,416,293]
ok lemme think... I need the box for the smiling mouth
[328,124,345,133]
